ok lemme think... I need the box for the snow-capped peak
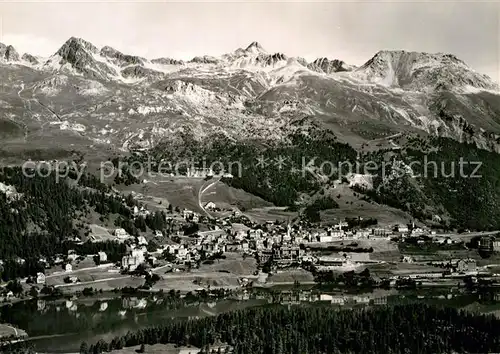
[353,50,498,92]
[245,41,267,55]
[57,37,99,56]
[45,36,118,80]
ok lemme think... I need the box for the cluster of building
[114,210,438,273]
[479,236,500,252]
[235,289,389,306]
[39,193,498,292]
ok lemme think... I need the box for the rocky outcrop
[54,37,117,80]
[100,46,146,67]
[354,50,498,91]
[245,41,266,54]
[189,55,220,64]
[21,53,39,64]
[5,45,20,61]
[307,57,353,73]
[151,57,184,65]
[121,65,164,80]
[256,53,287,66]
[0,43,20,62]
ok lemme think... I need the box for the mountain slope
[0,37,499,152]
[353,50,498,92]
[1,37,500,229]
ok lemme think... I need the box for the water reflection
[2,287,500,353]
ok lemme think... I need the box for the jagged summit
[48,36,117,80]
[2,34,500,183]
[8,36,497,95]
[307,57,354,74]
[100,45,146,67]
[354,49,497,91]
[151,57,184,66]
[21,53,38,65]
[189,55,220,64]
[257,52,287,66]
[245,41,266,54]
[56,37,99,57]
[0,43,20,62]
[5,45,20,62]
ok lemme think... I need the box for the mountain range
[0,37,499,152]
[2,37,500,229]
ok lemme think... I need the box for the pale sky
[0,0,498,81]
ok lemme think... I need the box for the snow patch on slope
[268,58,315,86]
[460,85,500,95]
[76,80,109,96]
[34,75,69,96]
[51,120,86,132]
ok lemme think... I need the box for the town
[1,190,497,305]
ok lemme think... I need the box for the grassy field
[88,224,117,242]
[45,257,97,276]
[389,263,446,275]
[118,176,287,223]
[319,183,416,228]
[205,182,272,211]
[47,265,123,283]
[117,177,204,213]
[369,250,401,262]
[195,252,257,276]
[266,269,315,285]
[244,207,297,223]
[152,273,242,292]
[0,324,27,339]
[55,276,145,293]
[47,269,125,285]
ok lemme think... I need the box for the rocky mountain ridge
[0,37,499,154]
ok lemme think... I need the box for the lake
[2,287,500,353]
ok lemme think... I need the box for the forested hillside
[149,130,357,207]
[75,304,500,354]
[361,137,500,230]
[148,131,500,230]
[0,166,171,280]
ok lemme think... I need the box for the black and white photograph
[0,1,499,353]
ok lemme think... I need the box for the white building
[396,224,409,233]
[177,248,188,259]
[330,231,344,238]
[352,296,370,304]
[402,255,413,263]
[318,235,333,243]
[137,236,148,246]
[36,272,46,284]
[115,228,130,239]
[99,302,108,312]
[331,296,345,305]
[98,252,108,263]
[204,201,217,210]
[67,251,78,262]
[320,294,333,301]
[356,230,370,238]
[411,228,426,236]
[65,264,73,272]
[122,249,145,271]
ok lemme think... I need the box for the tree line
[78,303,500,354]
